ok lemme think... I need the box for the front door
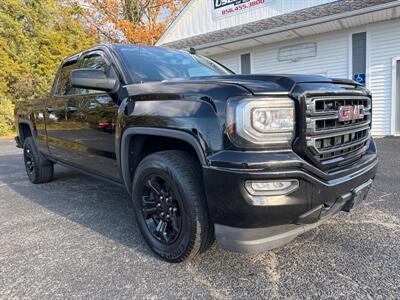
[64,51,120,181]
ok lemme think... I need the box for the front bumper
[203,139,378,253]
[214,179,373,253]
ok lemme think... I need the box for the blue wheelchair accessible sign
[354,73,366,85]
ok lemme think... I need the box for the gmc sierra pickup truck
[15,44,378,262]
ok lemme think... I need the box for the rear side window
[56,61,79,96]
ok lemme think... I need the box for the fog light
[245,180,299,196]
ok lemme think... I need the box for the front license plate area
[342,179,373,212]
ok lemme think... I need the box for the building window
[352,32,366,85]
[240,53,251,74]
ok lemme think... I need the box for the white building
[157,0,400,136]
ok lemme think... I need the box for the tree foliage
[0,97,14,136]
[0,0,98,135]
[84,0,189,45]
[0,0,187,135]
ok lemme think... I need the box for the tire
[23,137,54,184]
[132,150,213,263]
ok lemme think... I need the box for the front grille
[305,95,371,169]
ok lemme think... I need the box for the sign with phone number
[213,0,268,19]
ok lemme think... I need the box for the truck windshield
[115,46,233,83]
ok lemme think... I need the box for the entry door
[396,60,400,134]
[64,51,120,181]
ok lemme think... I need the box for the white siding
[213,31,349,78]
[368,21,400,135]
[252,34,348,78]
[158,0,336,44]
[213,53,239,73]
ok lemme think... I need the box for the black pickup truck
[15,44,378,262]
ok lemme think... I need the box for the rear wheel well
[19,123,32,143]
[127,135,202,185]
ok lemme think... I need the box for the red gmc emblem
[338,105,365,122]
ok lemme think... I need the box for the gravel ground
[0,137,399,299]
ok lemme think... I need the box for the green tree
[0,0,99,135]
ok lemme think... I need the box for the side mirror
[70,69,118,92]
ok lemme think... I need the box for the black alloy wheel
[24,143,35,180]
[23,137,54,184]
[140,174,182,244]
[132,150,213,262]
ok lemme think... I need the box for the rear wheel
[132,150,213,262]
[23,137,54,184]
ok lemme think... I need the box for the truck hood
[184,74,358,95]
[124,74,360,99]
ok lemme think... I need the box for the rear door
[46,58,82,161]
[63,51,121,181]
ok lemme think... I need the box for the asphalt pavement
[0,137,399,299]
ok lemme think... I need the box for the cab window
[56,60,79,96]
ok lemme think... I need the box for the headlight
[226,97,295,148]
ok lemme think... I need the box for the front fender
[119,127,208,193]
[118,99,224,152]
[116,98,227,193]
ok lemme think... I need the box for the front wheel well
[120,128,208,193]
[19,123,33,143]
[127,135,200,179]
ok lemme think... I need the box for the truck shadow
[1,152,156,257]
